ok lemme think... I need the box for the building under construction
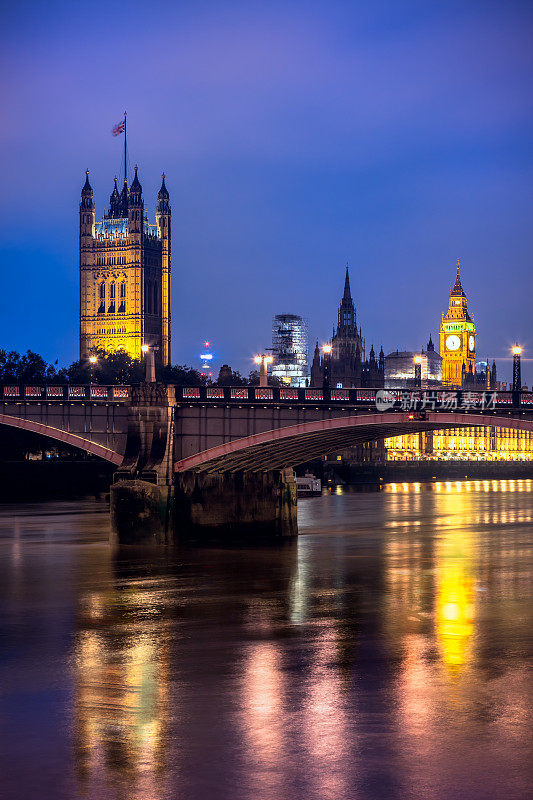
[271,314,309,387]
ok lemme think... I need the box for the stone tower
[79,168,171,365]
[439,260,476,387]
[330,264,364,387]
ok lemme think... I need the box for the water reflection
[0,482,531,800]
[74,553,171,797]
[435,527,474,670]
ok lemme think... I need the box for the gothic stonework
[311,265,384,388]
[79,168,171,365]
[439,260,476,387]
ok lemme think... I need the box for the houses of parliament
[79,166,171,365]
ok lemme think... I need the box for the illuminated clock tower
[439,260,476,386]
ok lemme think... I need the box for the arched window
[108,282,115,313]
[98,282,105,314]
[118,282,126,313]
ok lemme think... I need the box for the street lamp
[322,344,332,389]
[88,354,97,384]
[413,355,422,389]
[512,345,522,393]
[254,354,273,387]
[142,344,157,383]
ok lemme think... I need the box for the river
[0,480,531,800]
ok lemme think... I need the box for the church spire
[343,262,351,300]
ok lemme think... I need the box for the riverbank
[324,459,533,485]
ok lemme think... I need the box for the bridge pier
[110,479,174,545]
[111,469,297,544]
[173,468,297,542]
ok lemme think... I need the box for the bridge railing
[176,386,533,410]
[0,385,131,402]
[2,384,533,410]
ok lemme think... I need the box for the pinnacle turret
[158,172,169,200]
[81,169,92,195]
[80,169,94,211]
[130,164,142,192]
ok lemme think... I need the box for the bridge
[2,383,533,542]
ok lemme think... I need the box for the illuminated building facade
[385,426,533,461]
[385,337,442,388]
[79,168,171,365]
[439,260,476,386]
[271,314,308,387]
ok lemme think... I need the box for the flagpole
[124,111,127,184]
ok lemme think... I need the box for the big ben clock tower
[439,260,476,386]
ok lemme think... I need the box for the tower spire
[451,258,466,297]
[343,262,351,300]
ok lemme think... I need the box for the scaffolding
[271,314,309,387]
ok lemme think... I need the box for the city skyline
[1,0,532,384]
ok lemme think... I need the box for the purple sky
[1,0,532,384]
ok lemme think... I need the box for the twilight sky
[1,0,532,384]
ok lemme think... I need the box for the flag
[112,119,125,136]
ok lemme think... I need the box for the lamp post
[414,355,422,389]
[89,355,97,385]
[322,344,332,389]
[512,345,522,392]
[142,344,157,383]
[254,354,273,387]
[512,345,522,407]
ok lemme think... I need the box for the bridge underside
[175,413,533,473]
[0,413,124,464]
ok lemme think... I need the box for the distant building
[385,337,442,388]
[310,265,384,388]
[462,359,497,390]
[271,314,308,387]
[385,428,533,462]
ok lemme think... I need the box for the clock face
[446,334,461,351]
[468,335,475,352]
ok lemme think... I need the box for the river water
[0,480,531,800]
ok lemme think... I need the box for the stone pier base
[174,468,298,541]
[110,469,297,544]
[110,480,174,545]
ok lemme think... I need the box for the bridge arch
[175,412,533,473]
[0,413,123,465]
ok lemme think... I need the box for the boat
[296,473,322,497]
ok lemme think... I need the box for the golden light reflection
[383,479,533,494]
[74,568,170,798]
[436,547,474,669]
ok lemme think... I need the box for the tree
[66,349,144,384]
[0,350,59,384]
[161,364,205,386]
